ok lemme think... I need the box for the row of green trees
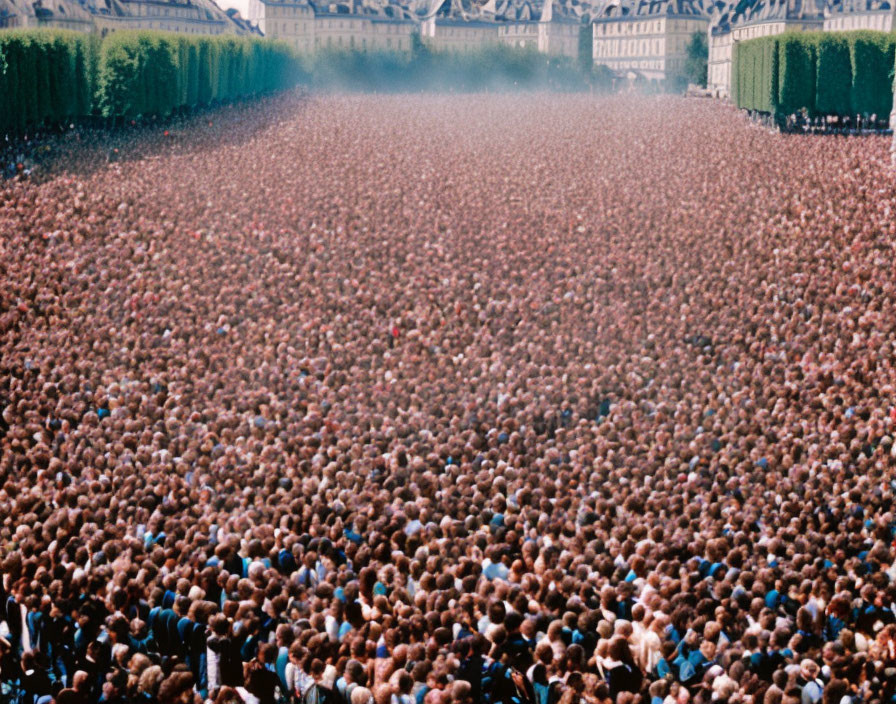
[0,31,96,134]
[0,29,300,134]
[2,25,707,134]
[733,30,896,118]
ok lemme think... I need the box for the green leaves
[683,30,708,88]
[734,35,778,113]
[778,33,815,117]
[97,33,142,117]
[815,33,850,115]
[0,30,94,134]
[97,32,299,119]
[734,30,896,118]
[0,29,300,133]
[849,31,895,117]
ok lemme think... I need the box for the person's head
[210,614,230,637]
[310,659,326,681]
[608,636,633,664]
[800,659,820,681]
[73,671,90,693]
[351,687,374,704]
[106,669,128,697]
[345,659,366,686]
[138,666,165,698]
[214,686,244,704]
[699,639,716,661]
[258,642,277,665]
[450,679,473,704]
[276,623,294,648]
[395,670,413,694]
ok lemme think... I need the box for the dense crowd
[1,93,896,704]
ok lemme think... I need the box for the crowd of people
[1,92,896,704]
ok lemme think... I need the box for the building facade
[707,0,825,98]
[315,12,413,51]
[0,0,94,30]
[247,0,315,51]
[420,16,500,52]
[592,0,709,82]
[537,16,579,55]
[824,0,894,31]
[0,0,250,34]
[245,0,584,57]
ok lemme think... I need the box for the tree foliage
[777,33,815,116]
[0,29,300,133]
[848,31,895,117]
[683,30,708,88]
[0,30,94,134]
[815,33,850,116]
[734,30,896,118]
[96,32,299,119]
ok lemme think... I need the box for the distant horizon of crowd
[2,93,896,704]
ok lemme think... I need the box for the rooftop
[709,0,825,32]
[825,0,892,15]
[591,0,710,19]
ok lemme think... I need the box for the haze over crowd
[1,94,896,704]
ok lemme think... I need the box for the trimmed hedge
[777,33,815,117]
[0,29,299,133]
[734,30,896,118]
[849,31,895,117]
[733,35,778,113]
[0,30,95,134]
[815,33,851,116]
[98,32,299,118]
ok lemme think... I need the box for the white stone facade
[592,1,709,83]
[249,0,581,57]
[0,0,249,34]
[824,0,894,31]
[707,0,826,99]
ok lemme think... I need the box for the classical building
[420,14,500,51]
[707,0,825,98]
[824,0,894,31]
[0,0,252,34]
[592,0,710,82]
[247,0,584,57]
[314,10,414,51]
[0,0,95,30]
[707,9,733,97]
[250,0,417,52]
[536,0,581,55]
[247,0,315,51]
[414,0,583,57]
